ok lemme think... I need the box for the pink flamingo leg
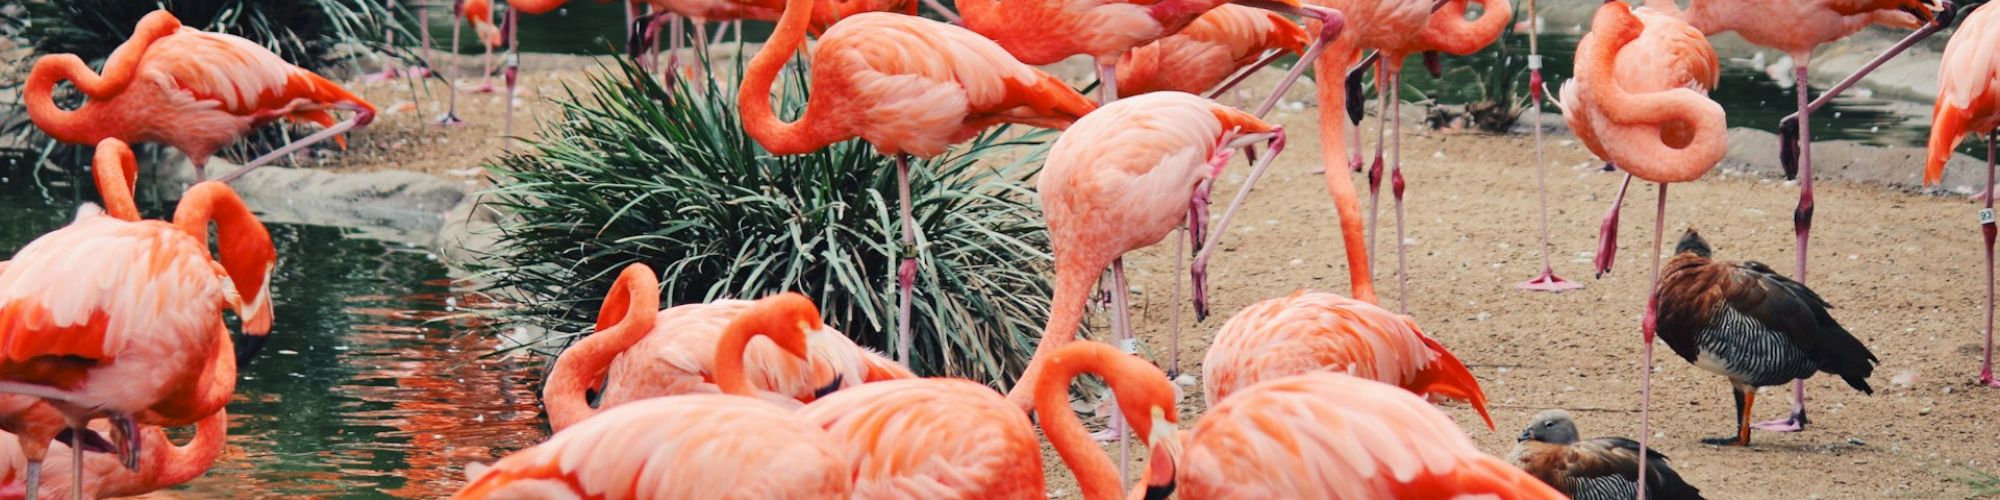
[503,8,519,152]
[1097,60,1118,104]
[1193,131,1286,321]
[1366,65,1389,267]
[437,9,467,126]
[370,0,404,82]
[1777,8,1955,179]
[1638,182,1666,500]
[1755,64,1814,433]
[1206,50,1286,100]
[212,105,378,183]
[1238,4,1343,119]
[921,0,963,23]
[1390,79,1409,312]
[896,154,920,367]
[1984,132,1999,387]
[1595,172,1632,277]
[1518,65,1581,291]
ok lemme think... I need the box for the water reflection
[0,175,547,498]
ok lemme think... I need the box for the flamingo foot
[406,66,433,79]
[364,67,401,83]
[111,414,139,471]
[1972,186,1994,203]
[1749,412,1807,433]
[1517,268,1583,292]
[433,112,465,126]
[1979,373,2000,388]
[466,82,498,94]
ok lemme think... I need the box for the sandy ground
[1029,100,2000,498]
[234,56,2000,497]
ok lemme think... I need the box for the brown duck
[1508,410,1704,500]
[1654,228,1877,446]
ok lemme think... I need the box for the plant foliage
[477,57,1057,385]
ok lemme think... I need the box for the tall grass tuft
[476,57,1057,385]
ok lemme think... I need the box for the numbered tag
[1981,208,1994,225]
[1117,337,1139,354]
[1527,55,1543,70]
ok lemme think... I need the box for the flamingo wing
[143,30,374,128]
[1925,2,2000,183]
[0,208,229,364]
[798,379,1041,498]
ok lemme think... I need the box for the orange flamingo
[24,11,377,184]
[0,178,273,499]
[1926,0,2000,388]
[543,265,908,431]
[454,395,850,499]
[1199,290,1493,430]
[1149,372,1562,498]
[740,0,1097,367]
[794,378,1043,498]
[1006,92,1283,414]
[460,290,848,499]
[1644,0,1950,435]
[957,0,1346,107]
[1112,5,1308,99]
[1030,341,1180,500]
[1560,2,1723,493]
[0,409,227,500]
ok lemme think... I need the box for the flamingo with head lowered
[25,10,376,184]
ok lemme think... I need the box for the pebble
[1919,407,1932,416]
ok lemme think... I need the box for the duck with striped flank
[1653,228,1877,447]
[1508,409,1704,500]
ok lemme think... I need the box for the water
[0,172,548,498]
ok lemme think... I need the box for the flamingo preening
[738,0,1095,368]
[1562,1,1724,493]
[1924,0,2000,388]
[24,11,377,184]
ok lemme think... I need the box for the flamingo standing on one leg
[1643,0,1950,435]
[739,0,1096,368]
[1514,0,1585,293]
[1005,92,1283,410]
[542,265,909,430]
[1561,2,1724,493]
[1147,372,1562,498]
[1199,290,1494,430]
[1924,0,2000,388]
[436,0,505,124]
[24,11,378,184]
[1111,5,1307,99]
[0,180,274,500]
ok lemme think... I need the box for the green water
[0,170,546,498]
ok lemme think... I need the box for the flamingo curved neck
[93,140,140,221]
[1424,0,1513,55]
[1308,47,1379,304]
[1032,347,1126,500]
[544,267,660,430]
[713,321,769,397]
[24,11,181,147]
[738,0,838,155]
[1579,3,1726,180]
[152,409,227,487]
[173,183,278,335]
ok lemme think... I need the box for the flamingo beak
[813,373,845,399]
[1144,411,1180,500]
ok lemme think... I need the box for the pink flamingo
[0,178,273,499]
[1112,5,1308,99]
[739,0,1096,367]
[626,0,918,88]
[1200,290,1493,430]
[1006,92,1284,410]
[1561,1,1723,494]
[1148,372,1563,498]
[795,378,1046,498]
[435,0,505,125]
[543,265,909,431]
[1029,341,1181,500]
[1516,0,1584,292]
[0,409,227,500]
[1643,0,1951,435]
[958,0,1347,107]
[24,11,377,183]
[1924,0,2000,388]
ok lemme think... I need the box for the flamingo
[1643,0,1951,436]
[0,178,273,500]
[24,11,377,184]
[1028,341,1181,500]
[454,395,850,499]
[0,409,227,500]
[1515,0,1583,292]
[957,0,1347,107]
[543,265,907,431]
[1560,2,1723,493]
[435,0,505,125]
[1923,0,2000,388]
[1005,92,1283,412]
[792,378,1044,498]
[739,0,1096,368]
[1199,290,1494,430]
[1146,372,1562,498]
[1507,409,1705,499]
[1653,228,1878,447]
[626,0,917,89]
[1112,5,1308,99]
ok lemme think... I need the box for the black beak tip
[55,429,116,454]
[235,334,269,367]
[812,374,845,399]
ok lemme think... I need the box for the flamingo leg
[711,19,731,45]
[1635,182,1668,495]
[1169,222,1186,379]
[25,461,38,500]
[1236,3,1342,119]
[1594,172,1632,277]
[437,14,466,126]
[1390,77,1409,312]
[503,8,518,152]
[625,0,638,50]
[1983,132,1998,387]
[920,0,963,23]
[1519,64,1580,291]
[1097,59,1118,104]
[896,154,920,367]
[474,36,496,93]
[1777,7,1955,178]
[1366,63,1389,268]
[667,15,685,86]
[1195,131,1285,319]
[1091,258,1135,444]
[212,104,377,184]
[368,0,402,82]
[1205,49,1285,100]
[70,424,81,500]
[1755,64,1814,433]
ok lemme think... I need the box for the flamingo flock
[5,0,2000,497]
